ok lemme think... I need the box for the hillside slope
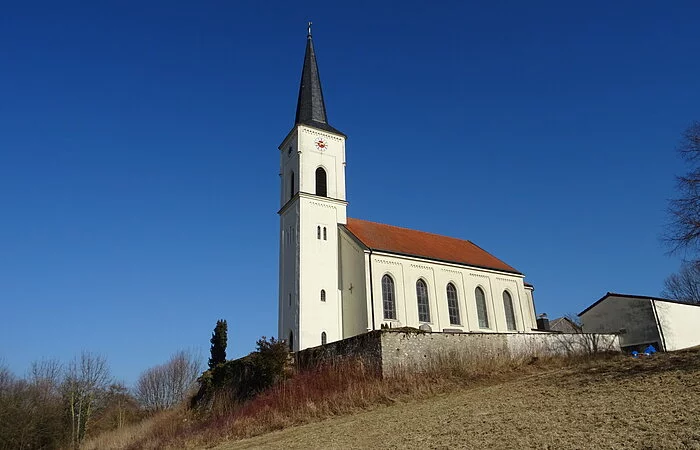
[218,349,700,450]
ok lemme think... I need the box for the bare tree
[666,121,700,255]
[62,352,111,448]
[135,350,202,411]
[662,261,700,303]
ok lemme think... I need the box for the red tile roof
[344,218,521,274]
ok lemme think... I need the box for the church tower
[278,26,347,351]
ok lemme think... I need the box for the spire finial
[307,21,312,38]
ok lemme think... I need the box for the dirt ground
[215,350,700,450]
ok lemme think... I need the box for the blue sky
[1,1,698,384]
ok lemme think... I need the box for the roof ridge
[348,217,476,245]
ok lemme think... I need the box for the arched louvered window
[476,287,489,328]
[289,330,294,351]
[321,332,327,345]
[446,283,460,325]
[503,291,517,331]
[416,279,430,322]
[315,167,327,197]
[381,274,396,320]
[323,227,327,240]
[320,289,326,302]
[317,226,321,239]
[290,171,295,200]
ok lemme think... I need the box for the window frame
[446,282,461,326]
[475,286,489,329]
[503,290,517,331]
[381,274,397,320]
[416,279,431,323]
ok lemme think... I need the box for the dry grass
[84,348,700,449]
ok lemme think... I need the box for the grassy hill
[85,348,700,449]
[218,349,700,450]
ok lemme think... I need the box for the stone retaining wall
[295,330,620,377]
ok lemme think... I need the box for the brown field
[218,349,700,450]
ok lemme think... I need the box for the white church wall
[368,251,534,333]
[654,300,700,351]
[338,230,368,338]
[580,295,661,349]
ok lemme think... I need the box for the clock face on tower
[314,137,327,151]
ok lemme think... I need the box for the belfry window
[476,287,489,328]
[382,275,397,320]
[446,283,461,325]
[323,227,327,240]
[317,226,321,239]
[416,279,430,322]
[320,289,326,302]
[503,291,517,331]
[315,167,327,197]
[321,332,327,345]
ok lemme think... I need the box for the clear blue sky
[1,1,698,384]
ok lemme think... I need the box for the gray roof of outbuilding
[294,33,345,137]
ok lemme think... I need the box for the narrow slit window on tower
[289,293,291,306]
[323,227,327,240]
[315,167,327,197]
[290,171,295,200]
[317,226,321,239]
[289,330,294,351]
[321,331,327,345]
[320,289,326,302]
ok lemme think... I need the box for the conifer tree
[208,319,228,369]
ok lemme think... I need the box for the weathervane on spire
[307,21,312,38]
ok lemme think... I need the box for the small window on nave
[416,279,430,323]
[476,287,489,329]
[446,283,460,325]
[503,290,517,331]
[382,274,397,320]
[320,289,326,302]
[321,331,327,345]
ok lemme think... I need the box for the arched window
[503,291,517,331]
[315,167,327,197]
[290,171,295,200]
[317,226,321,239]
[320,289,326,302]
[321,331,327,345]
[381,275,396,320]
[446,283,460,325]
[476,287,489,328]
[416,279,430,322]
[323,227,327,240]
[288,330,294,351]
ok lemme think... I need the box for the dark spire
[294,24,344,136]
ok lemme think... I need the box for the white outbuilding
[579,292,700,352]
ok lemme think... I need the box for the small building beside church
[278,28,537,352]
[579,292,700,352]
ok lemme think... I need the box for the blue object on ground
[644,345,657,354]
[631,351,639,358]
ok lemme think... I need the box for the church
[278,28,537,352]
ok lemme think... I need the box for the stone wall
[294,329,620,377]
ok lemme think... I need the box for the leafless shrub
[135,350,202,411]
[62,351,112,448]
